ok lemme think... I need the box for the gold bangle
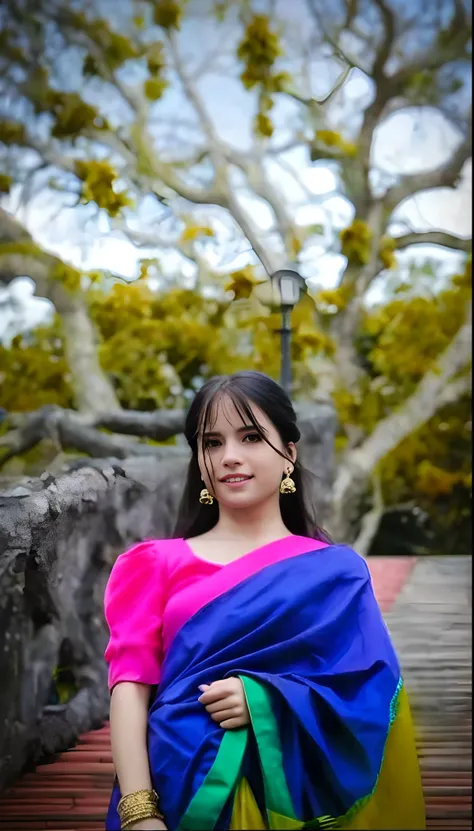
[122,810,163,829]
[117,789,163,828]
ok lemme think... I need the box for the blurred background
[0,0,471,827]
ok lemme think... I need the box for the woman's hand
[198,677,250,729]
[125,818,167,830]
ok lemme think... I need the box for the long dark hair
[173,371,331,542]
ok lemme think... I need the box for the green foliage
[333,270,472,552]
[0,240,45,259]
[314,287,349,315]
[452,254,472,288]
[0,318,73,412]
[144,41,168,99]
[15,57,107,137]
[0,120,27,146]
[49,92,108,139]
[238,15,282,88]
[1,280,334,413]
[0,174,12,193]
[83,18,141,72]
[214,1,230,22]
[380,399,472,555]
[1,268,471,546]
[180,223,214,242]
[362,282,470,389]
[316,130,357,157]
[91,283,229,407]
[378,236,397,270]
[340,219,373,266]
[254,112,274,138]
[21,64,107,137]
[0,26,27,64]
[0,0,471,549]
[147,41,166,74]
[237,14,289,138]
[403,67,461,106]
[152,0,183,30]
[52,261,82,292]
[225,266,265,300]
[74,160,132,216]
[144,77,168,101]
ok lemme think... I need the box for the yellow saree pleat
[343,685,425,829]
[230,686,425,830]
[230,777,267,830]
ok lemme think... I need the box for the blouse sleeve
[104,540,166,691]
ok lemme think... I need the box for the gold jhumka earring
[280,468,296,494]
[199,488,214,505]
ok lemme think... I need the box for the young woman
[104,371,425,831]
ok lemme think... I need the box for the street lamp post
[271,266,306,398]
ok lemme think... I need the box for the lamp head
[271,266,306,308]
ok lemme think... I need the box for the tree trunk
[0,207,120,415]
[59,299,120,414]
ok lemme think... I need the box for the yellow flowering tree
[0,0,471,546]
[1,265,470,552]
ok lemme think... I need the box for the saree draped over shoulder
[104,537,425,830]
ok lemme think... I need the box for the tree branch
[330,201,387,390]
[390,4,470,88]
[304,0,364,73]
[225,192,281,275]
[354,0,398,209]
[0,406,188,469]
[353,470,384,558]
[167,32,223,154]
[371,0,397,77]
[228,151,298,255]
[394,231,472,252]
[93,409,185,440]
[352,306,472,474]
[0,411,51,467]
[55,6,146,117]
[131,119,225,206]
[329,306,471,541]
[0,208,120,413]
[284,64,354,109]
[384,125,472,213]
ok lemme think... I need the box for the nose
[221,438,244,468]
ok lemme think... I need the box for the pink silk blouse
[104,536,328,691]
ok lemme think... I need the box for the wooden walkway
[0,556,471,830]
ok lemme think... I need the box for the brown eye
[204,438,220,448]
[243,433,261,443]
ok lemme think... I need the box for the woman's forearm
[110,681,153,795]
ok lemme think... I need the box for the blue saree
[106,542,425,829]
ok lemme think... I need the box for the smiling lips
[220,475,253,485]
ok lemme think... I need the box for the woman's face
[197,394,296,510]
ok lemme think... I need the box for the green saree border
[177,674,404,831]
[176,725,248,831]
[242,676,338,830]
[242,674,405,830]
[241,675,297,819]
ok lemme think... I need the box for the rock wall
[0,403,337,791]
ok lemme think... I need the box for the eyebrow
[202,425,260,437]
